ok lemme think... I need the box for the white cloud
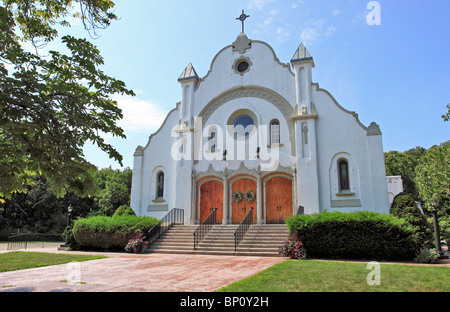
[332,9,341,17]
[269,9,279,16]
[264,17,274,26]
[276,27,290,40]
[247,0,278,10]
[300,19,337,46]
[114,95,168,133]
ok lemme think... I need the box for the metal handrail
[193,208,217,250]
[234,207,254,251]
[147,208,184,247]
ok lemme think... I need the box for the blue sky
[68,0,449,169]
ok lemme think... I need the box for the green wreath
[244,190,256,203]
[232,191,243,203]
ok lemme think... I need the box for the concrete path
[0,248,285,292]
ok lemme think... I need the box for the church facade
[130,32,390,225]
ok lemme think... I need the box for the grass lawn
[0,252,107,273]
[217,260,450,292]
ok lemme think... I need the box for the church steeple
[291,42,315,111]
[178,63,199,82]
[178,63,199,128]
[291,43,315,67]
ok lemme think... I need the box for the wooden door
[265,177,292,224]
[199,180,223,224]
[231,178,257,224]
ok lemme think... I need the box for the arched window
[233,114,255,140]
[270,120,280,145]
[338,160,350,191]
[209,127,217,152]
[157,171,164,198]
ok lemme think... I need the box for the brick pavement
[0,248,285,292]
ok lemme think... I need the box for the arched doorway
[265,176,293,224]
[199,180,223,223]
[231,177,258,224]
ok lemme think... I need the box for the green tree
[0,0,134,200]
[0,174,96,238]
[390,192,434,247]
[443,103,450,122]
[384,147,425,199]
[415,141,450,215]
[92,167,132,216]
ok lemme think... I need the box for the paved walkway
[0,248,285,292]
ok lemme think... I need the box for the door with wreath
[231,178,258,224]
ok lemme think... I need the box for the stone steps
[145,224,290,257]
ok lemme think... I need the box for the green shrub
[413,248,440,264]
[286,211,419,261]
[113,205,136,217]
[72,215,158,251]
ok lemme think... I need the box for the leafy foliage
[390,192,434,247]
[443,103,450,122]
[92,167,132,216]
[384,147,426,198]
[286,212,419,261]
[113,205,135,218]
[415,141,450,214]
[0,167,133,240]
[71,215,158,251]
[0,0,134,199]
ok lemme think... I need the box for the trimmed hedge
[286,211,419,261]
[72,215,159,251]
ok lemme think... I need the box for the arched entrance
[231,177,258,224]
[265,176,293,224]
[199,180,223,223]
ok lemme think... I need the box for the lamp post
[59,204,73,251]
[67,204,73,227]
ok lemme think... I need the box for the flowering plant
[125,232,146,254]
[279,232,306,259]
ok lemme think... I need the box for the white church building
[130,28,390,225]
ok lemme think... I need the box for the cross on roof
[236,10,250,33]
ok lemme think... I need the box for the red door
[199,180,223,224]
[265,177,292,224]
[231,178,257,224]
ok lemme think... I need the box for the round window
[237,61,249,73]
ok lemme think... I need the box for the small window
[209,127,217,152]
[233,58,252,75]
[338,160,350,191]
[237,61,249,73]
[157,171,164,198]
[270,120,280,145]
